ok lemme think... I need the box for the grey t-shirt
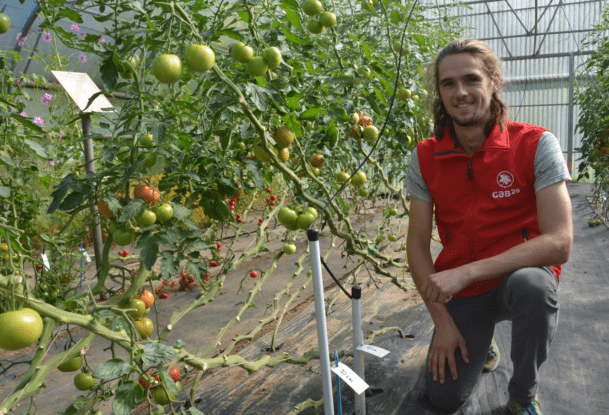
[405,131,572,203]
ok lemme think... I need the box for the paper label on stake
[331,362,369,395]
[82,250,92,263]
[357,344,390,358]
[41,253,50,271]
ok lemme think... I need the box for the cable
[308,0,420,298]
[311,0,420,230]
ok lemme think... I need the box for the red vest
[417,121,561,297]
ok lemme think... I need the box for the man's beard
[453,112,481,127]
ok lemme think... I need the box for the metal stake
[307,228,334,415]
[352,285,365,414]
[82,115,103,279]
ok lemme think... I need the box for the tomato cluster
[178,272,197,291]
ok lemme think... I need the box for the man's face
[437,53,497,128]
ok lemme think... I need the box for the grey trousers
[424,266,560,413]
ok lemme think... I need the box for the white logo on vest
[497,171,514,188]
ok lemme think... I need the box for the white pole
[352,285,365,414]
[307,229,334,415]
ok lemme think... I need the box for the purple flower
[99,37,105,43]
[71,24,80,32]
[19,111,27,117]
[41,93,53,105]
[43,32,52,43]
[214,136,220,142]
[79,32,84,37]
[16,32,21,40]
[79,54,87,63]
[34,117,44,125]
[60,130,65,137]
[48,161,55,166]
[17,37,27,47]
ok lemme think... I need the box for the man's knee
[425,380,469,413]
[505,267,558,310]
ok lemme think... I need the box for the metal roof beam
[448,0,602,17]
[535,0,562,55]
[499,50,594,61]
[480,28,594,41]
[485,2,513,57]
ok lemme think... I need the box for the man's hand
[429,322,469,384]
[424,266,471,303]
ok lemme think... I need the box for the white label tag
[83,251,92,263]
[41,253,50,271]
[331,362,369,395]
[357,344,390,358]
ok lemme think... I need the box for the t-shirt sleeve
[405,147,434,202]
[534,131,572,192]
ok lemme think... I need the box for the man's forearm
[407,244,455,328]
[467,232,572,284]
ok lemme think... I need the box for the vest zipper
[467,160,472,180]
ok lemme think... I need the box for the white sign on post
[82,250,92,263]
[331,362,369,395]
[40,253,50,271]
[356,344,390,358]
[50,71,115,113]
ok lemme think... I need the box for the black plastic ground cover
[189,183,609,415]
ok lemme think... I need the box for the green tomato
[0,308,43,350]
[152,54,183,84]
[185,44,215,73]
[246,57,268,77]
[0,13,10,34]
[283,243,297,255]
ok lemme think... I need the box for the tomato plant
[0,0,463,413]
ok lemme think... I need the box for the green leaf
[184,407,206,415]
[160,251,179,277]
[119,198,146,222]
[142,343,177,365]
[300,107,323,121]
[259,243,270,252]
[59,191,86,212]
[373,87,388,107]
[158,366,179,396]
[245,84,269,111]
[172,204,191,220]
[281,113,304,138]
[92,358,132,379]
[183,218,200,230]
[279,4,302,29]
[137,234,159,271]
[281,25,309,45]
[328,119,338,147]
[24,139,49,158]
[246,159,265,189]
[362,43,371,61]
[286,94,303,110]
[0,186,9,198]
[412,34,425,47]
[0,155,15,167]
[57,8,84,23]
[100,54,119,91]
[112,381,144,415]
[216,29,244,41]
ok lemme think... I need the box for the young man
[405,38,573,414]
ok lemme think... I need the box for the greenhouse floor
[1,183,607,415]
[182,182,609,415]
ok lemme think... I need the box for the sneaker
[483,336,500,372]
[507,395,542,415]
